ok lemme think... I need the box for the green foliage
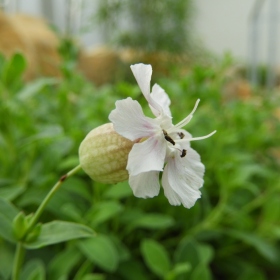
[0,52,280,280]
[95,0,194,53]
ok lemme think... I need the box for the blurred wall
[194,0,279,65]
[2,0,279,65]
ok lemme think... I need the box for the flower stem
[12,242,25,280]
[12,164,82,279]
[24,164,82,236]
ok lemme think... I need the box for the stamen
[178,132,185,139]
[176,130,217,143]
[180,149,187,158]
[167,99,200,135]
[163,130,175,145]
[174,99,200,129]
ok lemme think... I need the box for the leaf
[104,182,132,199]
[140,239,171,277]
[81,274,106,280]
[17,78,58,101]
[48,246,83,279]
[21,125,63,144]
[190,263,212,280]
[25,221,95,249]
[197,244,214,265]
[90,201,123,227]
[130,213,174,230]
[4,53,26,84]
[167,263,191,279]
[226,229,279,263]
[0,186,25,200]
[0,242,14,280]
[237,264,266,280]
[118,260,147,280]
[0,198,19,242]
[78,235,119,272]
[20,259,45,280]
[174,239,200,269]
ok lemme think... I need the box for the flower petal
[150,84,171,117]
[182,148,205,187]
[162,148,204,208]
[127,135,166,176]
[130,63,163,114]
[109,97,159,141]
[129,171,160,198]
[130,63,152,98]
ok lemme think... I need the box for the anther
[178,132,185,139]
[180,149,187,158]
[163,130,175,145]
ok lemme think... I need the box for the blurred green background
[0,1,280,279]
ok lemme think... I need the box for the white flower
[109,63,216,208]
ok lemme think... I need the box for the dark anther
[178,132,185,139]
[163,130,175,145]
[180,149,187,158]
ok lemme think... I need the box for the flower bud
[79,123,134,184]
[13,212,28,240]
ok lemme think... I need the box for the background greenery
[95,0,194,53]
[0,46,280,280]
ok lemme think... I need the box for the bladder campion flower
[79,63,215,208]
[108,63,216,208]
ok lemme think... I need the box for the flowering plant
[108,63,216,208]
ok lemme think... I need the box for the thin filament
[174,99,200,129]
[176,130,217,142]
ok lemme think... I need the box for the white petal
[130,64,152,98]
[129,171,160,198]
[162,148,205,208]
[182,147,205,187]
[127,135,166,176]
[130,63,162,114]
[162,169,184,206]
[150,84,171,117]
[109,97,159,141]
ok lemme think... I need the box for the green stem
[25,164,82,236]
[12,242,25,280]
[12,164,82,279]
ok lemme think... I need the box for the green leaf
[0,242,14,280]
[0,186,25,200]
[261,196,280,225]
[237,264,266,280]
[104,182,132,199]
[197,244,214,265]
[190,264,212,280]
[89,201,123,227]
[17,78,58,101]
[25,221,95,249]
[48,246,83,279]
[174,239,200,270]
[141,239,171,278]
[130,213,174,230]
[63,177,91,202]
[78,235,119,272]
[81,274,106,280]
[4,53,26,84]
[20,259,45,280]
[0,198,19,242]
[167,263,191,279]
[118,260,147,280]
[226,229,279,263]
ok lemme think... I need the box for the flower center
[163,129,187,158]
